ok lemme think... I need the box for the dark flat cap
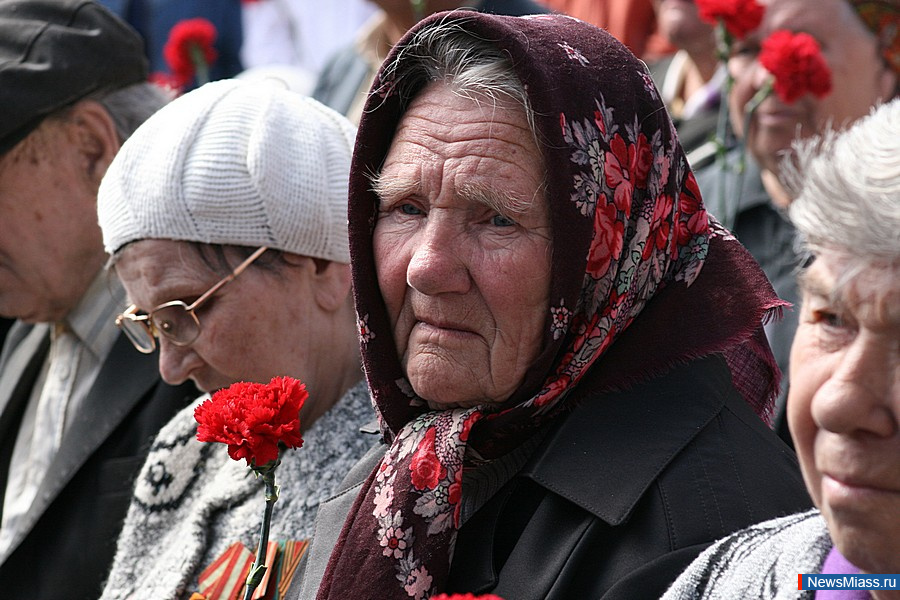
[0,0,148,155]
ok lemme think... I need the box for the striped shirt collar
[63,270,126,362]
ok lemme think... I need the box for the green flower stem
[713,22,734,226]
[734,78,773,210]
[713,21,732,64]
[715,73,734,225]
[410,0,426,21]
[189,44,210,86]
[243,465,279,600]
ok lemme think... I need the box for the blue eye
[400,203,423,215]
[491,214,517,227]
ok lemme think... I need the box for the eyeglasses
[115,246,269,354]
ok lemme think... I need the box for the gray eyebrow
[369,170,418,204]
[369,169,536,217]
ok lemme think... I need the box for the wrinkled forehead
[115,239,210,280]
[358,11,663,182]
[381,81,545,202]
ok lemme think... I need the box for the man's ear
[284,253,352,312]
[67,100,121,187]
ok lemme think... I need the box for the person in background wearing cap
[94,79,370,600]
[0,1,197,598]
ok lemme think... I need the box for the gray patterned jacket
[662,510,830,600]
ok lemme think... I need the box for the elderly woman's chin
[403,355,516,410]
[821,499,900,576]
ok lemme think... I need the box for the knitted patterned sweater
[100,381,375,600]
[662,509,832,600]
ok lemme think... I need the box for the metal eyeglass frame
[115,245,269,354]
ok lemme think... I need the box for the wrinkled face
[116,240,319,393]
[373,83,552,409]
[0,122,106,322]
[788,251,900,575]
[728,0,897,175]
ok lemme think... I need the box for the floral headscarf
[849,0,900,77]
[318,12,785,600]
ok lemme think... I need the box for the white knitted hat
[98,79,356,263]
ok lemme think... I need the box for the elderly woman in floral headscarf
[287,12,811,600]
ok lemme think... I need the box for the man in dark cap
[0,2,196,597]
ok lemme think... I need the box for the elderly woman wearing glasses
[93,80,371,599]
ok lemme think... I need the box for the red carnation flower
[696,0,765,39]
[163,17,218,86]
[195,376,306,467]
[759,30,832,104]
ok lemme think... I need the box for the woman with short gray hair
[663,98,900,600]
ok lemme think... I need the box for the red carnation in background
[759,30,832,103]
[163,17,218,87]
[696,0,765,39]
[195,376,305,467]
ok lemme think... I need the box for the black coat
[290,355,811,599]
[445,355,812,598]
[0,324,196,600]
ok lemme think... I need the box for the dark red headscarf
[319,12,785,600]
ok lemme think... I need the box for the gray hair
[784,99,900,265]
[88,82,172,142]
[20,82,170,157]
[376,13,535,131]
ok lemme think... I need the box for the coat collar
[3,333,164,559]
[521,354,732,526]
